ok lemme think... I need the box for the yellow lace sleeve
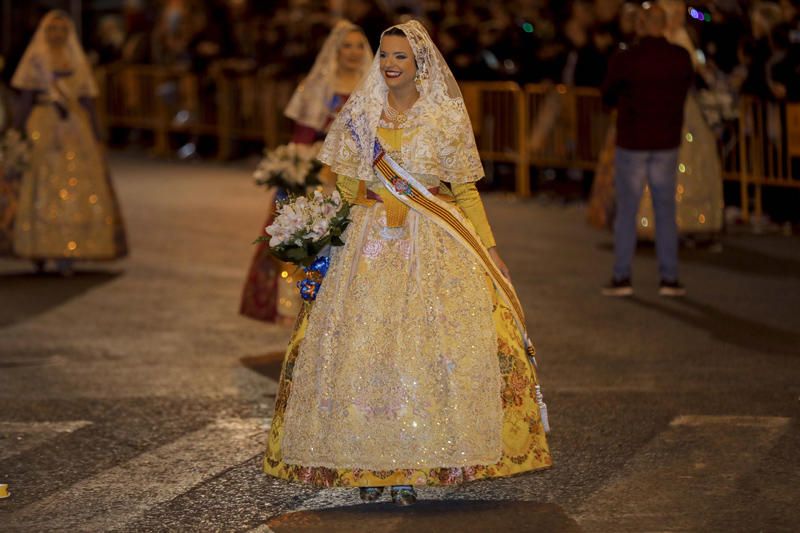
[450,182,497,249]
[336,174,361,204]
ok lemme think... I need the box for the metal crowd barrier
[461,81,529,194]
[96,65,218,156]
[216,72,299,159]
[736,97,800,220]
[95,65,799,219]
[524,84,610,172]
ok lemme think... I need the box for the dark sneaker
[390,485,417,506]
[359,487,384,503]
[602,278,633,297]
[659,280,686,297]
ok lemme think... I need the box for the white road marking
[575,415,791,531]
[9,418,266,531]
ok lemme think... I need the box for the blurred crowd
[81,0,800,101]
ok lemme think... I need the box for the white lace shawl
[11,10,98,101]
[318,20,484,184]
[284,20,373,132]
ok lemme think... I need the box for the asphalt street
[1,153,798,532]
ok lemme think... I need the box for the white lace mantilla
[318,20,484,184]
[284,20,372,131]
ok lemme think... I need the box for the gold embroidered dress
[263,21,550,488]
[10,11,127,261]
[588,7,723,237]
[637,13,724,237]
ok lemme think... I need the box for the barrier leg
[516,90,531,197]
[216,77,233,160]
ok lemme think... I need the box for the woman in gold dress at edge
[263,20,551,505]
[10,10,127,275]
[588,0,724,241]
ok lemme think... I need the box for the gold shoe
[359,487,384,503]
[390,485,417,506]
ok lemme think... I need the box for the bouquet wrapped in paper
[256,190,350,301]
[253,142,323,195]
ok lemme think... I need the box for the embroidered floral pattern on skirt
[263,202,551,487]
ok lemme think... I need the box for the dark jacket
[601,36,693,150]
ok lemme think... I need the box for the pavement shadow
[596,241,800,279]
[680,242,800,280]
[265,500,582,533]
[240,351,285,381]
[0,270,122,328]
[628,297,800,356]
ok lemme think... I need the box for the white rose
[320,202,337,219]
[311,218,329,237]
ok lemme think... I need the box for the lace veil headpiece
[284,20,373,132]
[318,20,483,183]
[11,10,98,99]
[658,0,698,66]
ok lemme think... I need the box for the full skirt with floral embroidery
[263,198,551,487]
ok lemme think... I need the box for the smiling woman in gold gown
[10,10,127,274]
[263,20,551,506]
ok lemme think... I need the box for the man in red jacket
[600,3,693,297]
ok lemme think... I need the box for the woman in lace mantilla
[263,20,551,505]
[9,10,128,274]
[240,20,372,324]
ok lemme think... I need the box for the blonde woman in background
[240,20,372,324]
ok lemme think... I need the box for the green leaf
[285,247,307,261]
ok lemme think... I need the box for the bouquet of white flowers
[257,189,350,267]
[253,142,323,195]
[0,129,31,174]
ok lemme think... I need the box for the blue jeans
[613,147,679,282]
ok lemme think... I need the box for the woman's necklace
[384,93,407,126]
